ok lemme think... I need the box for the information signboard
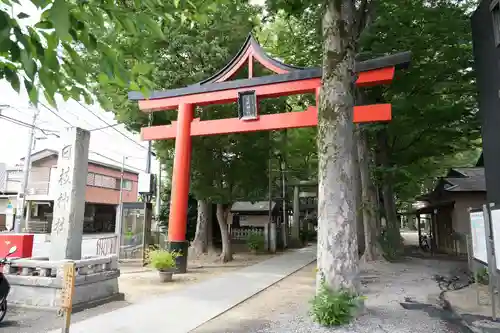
[490,208,500,270]
[60,262,76,332]
[470,209,488,264]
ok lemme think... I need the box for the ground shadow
[0,320,19,328]
[400,301,473,333]
[193,318,272,333]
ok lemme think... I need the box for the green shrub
[246,231,265,252]
[310,279,364,326]
[378,228,404,260]
[145,248,180,271]
[476,267,489,285]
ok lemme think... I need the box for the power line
[38,100,156,158]
[89,123,121,131]
[8,106,32,118]
[99,146,145,160]
[0,114,60,137]
[90,151,144,173]
[75,101,149,152]
[39,102,73,127]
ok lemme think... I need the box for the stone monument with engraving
[49,127,90,261]
[1,127,123,311]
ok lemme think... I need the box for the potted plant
[146,247,180,282]
[246,231,265,254]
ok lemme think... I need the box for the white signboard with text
[490,208,500,270]
[470,210,487,264]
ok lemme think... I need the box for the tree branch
[392,129,429,154]
[354,0,376,42]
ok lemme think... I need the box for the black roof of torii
[129,34,411,101]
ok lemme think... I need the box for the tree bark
[316,0,359,293]
[216,203,233,262]
[376,129,402,254]
[190,199,209,256]
[206,202,215,253]
[358,129,384,261]
[353,127,365,258]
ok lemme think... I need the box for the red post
[168,103,193,241]
[167,103,193,273]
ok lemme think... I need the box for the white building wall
[32,233,108,258]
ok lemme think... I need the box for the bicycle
[433,274,460,291]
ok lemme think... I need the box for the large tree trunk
[316,0,359,293]
[206,203,215,253]
[216,204,232,262]
[358,129,384,261]
[353,127,365,258]
[190,199,209,256]
[376,129,402,255]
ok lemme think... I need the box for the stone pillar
[115,204,122,257]
[264,223,270,251]
[270,222,277,253]
[49,127,90,261]
[24,201,31,232]
[290,185,301,247]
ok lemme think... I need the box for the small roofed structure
[230,201,281,227]
[416,166,486,255]
[229,200,285,250]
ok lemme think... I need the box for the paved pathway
[47,246,316,333]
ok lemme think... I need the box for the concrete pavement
[443,284,500,333]
[47,246,316,333]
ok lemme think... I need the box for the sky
[0,81,158,173]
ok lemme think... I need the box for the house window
[115,179,133,191]
[87,172,95,186]
[94,174,103,187]
[93,174,117,189]
[122,179,133,191]
[491,0,500,46]
[103,176,116,188]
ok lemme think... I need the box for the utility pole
[281,159,287,249]
[155,163,161,217]
[115,156,126,258]
[146,141,152,174]
[14,106,39,233]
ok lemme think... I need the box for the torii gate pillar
[167,103,193,271]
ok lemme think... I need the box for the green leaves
[48,0,71,41]
[0,0,189,106]
[34,20,53,29]
[132,63,154,75]
[20,49,36,79]
[310,281,363,327]
[4,67,20,93]
[138,13,165,39]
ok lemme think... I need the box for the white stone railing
[2,255,118,278]
[231,227,264,241]
[96,235,117,256]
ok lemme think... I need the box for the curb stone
[441,292,500,333]
[441,296,481,333]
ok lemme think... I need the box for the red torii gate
[129,35,411,271]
